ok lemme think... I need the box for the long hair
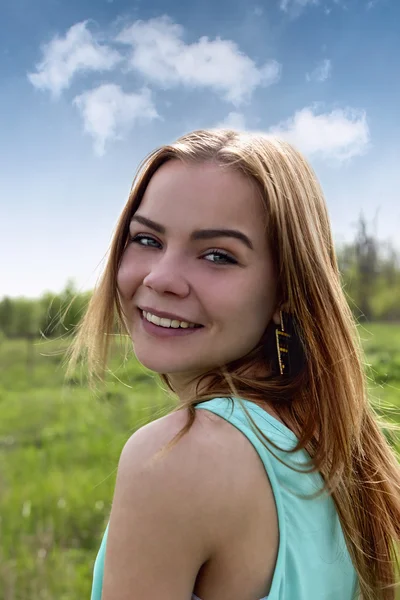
[65,129,400,599]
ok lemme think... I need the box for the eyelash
[128,234,238,265]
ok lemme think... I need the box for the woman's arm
[101,410,221,600]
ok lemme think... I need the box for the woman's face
[117,159,280,395]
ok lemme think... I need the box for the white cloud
[306,58,332,82]
[73,84,159,156]
[366,0,382,8]
[268,106,370,162]
[28,21,122,97]
[280,0,348,15]
[280,0,319,13]
[216,112,246,129]
[116,16,281,105]
[214,105,369,162]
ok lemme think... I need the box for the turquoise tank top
[90,397,359,600]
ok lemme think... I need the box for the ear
[272,309,281,326]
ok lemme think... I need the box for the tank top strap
[195,396,323,495]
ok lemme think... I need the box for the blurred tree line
[0,215,399,343]
[338,215,400,321]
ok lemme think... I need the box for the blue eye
[203,250,237,265]
[129,234,160,248]
[129,234,238,265]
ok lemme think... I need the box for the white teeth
[143,311,197,329]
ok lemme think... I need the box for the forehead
[139,160,267,233]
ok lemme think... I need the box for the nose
[142,255,190,297]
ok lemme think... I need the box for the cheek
[117,253,141,298]
[204,274,271,329]
[229,280,275,335]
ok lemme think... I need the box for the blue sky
[1,0,399,298]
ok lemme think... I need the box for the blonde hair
[66,129,400,599]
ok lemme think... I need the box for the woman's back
[91,396,359,600]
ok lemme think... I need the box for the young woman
[66,129,400,600]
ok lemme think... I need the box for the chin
[132,349,213,378]
[132,351,189,374]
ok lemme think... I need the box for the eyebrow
[130,214,254,250]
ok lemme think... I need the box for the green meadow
[1,323,399,599]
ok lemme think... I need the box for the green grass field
[0,323,399,599]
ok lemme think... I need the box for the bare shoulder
[125,405,258,484]
[103,406,277,598]
[121,406,246,499]
[123,405,228,469]
[101,409,238,599]
[120,406,260,539]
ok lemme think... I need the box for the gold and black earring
[275,310,292,376]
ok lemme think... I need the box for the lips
[138,306,203,327]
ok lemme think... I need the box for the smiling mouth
[138,308,204,329]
